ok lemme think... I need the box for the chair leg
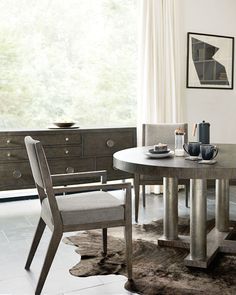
[35,229,62,295]
[142,185,146,207]
[125,222,132,281]
[25,217,46,270]
[102,228,107,256]
[185,182,190,208]
[134,174,140,223]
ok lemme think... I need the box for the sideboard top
[0,126,136,134]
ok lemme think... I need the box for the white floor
[1,187,236,295]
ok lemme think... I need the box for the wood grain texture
[24,136,133,294]
[114,144,236,179]
[0,127,136,191]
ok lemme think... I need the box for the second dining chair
[24,136,133,295]
[134,123,189,222]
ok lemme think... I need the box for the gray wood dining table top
[113,144,236,180]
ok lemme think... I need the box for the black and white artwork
[187,32,234,89]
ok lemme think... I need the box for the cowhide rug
[64,218,236,295]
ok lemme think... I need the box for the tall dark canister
[198,120,210,144]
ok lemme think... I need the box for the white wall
[179,0,236,143]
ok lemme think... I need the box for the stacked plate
[145,148,174,159]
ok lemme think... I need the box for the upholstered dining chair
[134,123,189,222]
[24,136,133,295]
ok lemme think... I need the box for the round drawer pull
[7,152,11,158]
[65,137,69,142]
[13,170,22,179]
[65,149,69,155]
[66,167,74,173]
[106,139,115,148]
[6,139,11,144]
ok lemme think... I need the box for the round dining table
[113,144,236,268]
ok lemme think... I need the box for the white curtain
[137,0,182,144]
[137,0,182,193]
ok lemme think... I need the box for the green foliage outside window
[0,0,137,129]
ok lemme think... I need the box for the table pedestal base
[158,235,190,249]
[159,178,236,268]
[158,228,236,268]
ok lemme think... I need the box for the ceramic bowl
[53,122,75,128]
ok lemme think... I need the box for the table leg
[216,179,229,232]
[190,178,207,261]
[185,178,234,268]
[163,177,178,240]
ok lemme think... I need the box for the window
[0,0,137,129]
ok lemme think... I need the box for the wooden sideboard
[0,127,136,194]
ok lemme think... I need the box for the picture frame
[186,32,234,89]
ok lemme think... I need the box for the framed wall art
[187,32,234,89]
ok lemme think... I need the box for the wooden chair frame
[134,123,189,222]
[24,136,133,295]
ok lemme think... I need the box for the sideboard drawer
[0,158,96,190]
[38,133,81,146]
[0,149,28,162]
[0,146,82,162]
[48,158,96,185]
[44,146,82,159]
[0,135,23,147]
[0,162,34,190]
[83,131,135,156]
[48,158,95,175]
[0,133,81,147]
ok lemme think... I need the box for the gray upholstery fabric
[41,191,124,227]
[24,136,45,189]
[143,123,188,146]
[135,123,188,204]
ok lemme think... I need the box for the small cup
[200,144,218,160]
[183,142,201,157]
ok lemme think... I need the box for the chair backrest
[25,136,52,192]
[25,136,61,224]
[142,123,188,146]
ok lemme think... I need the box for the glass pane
[0,0,137,129]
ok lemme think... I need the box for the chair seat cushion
[41,191,124,227]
